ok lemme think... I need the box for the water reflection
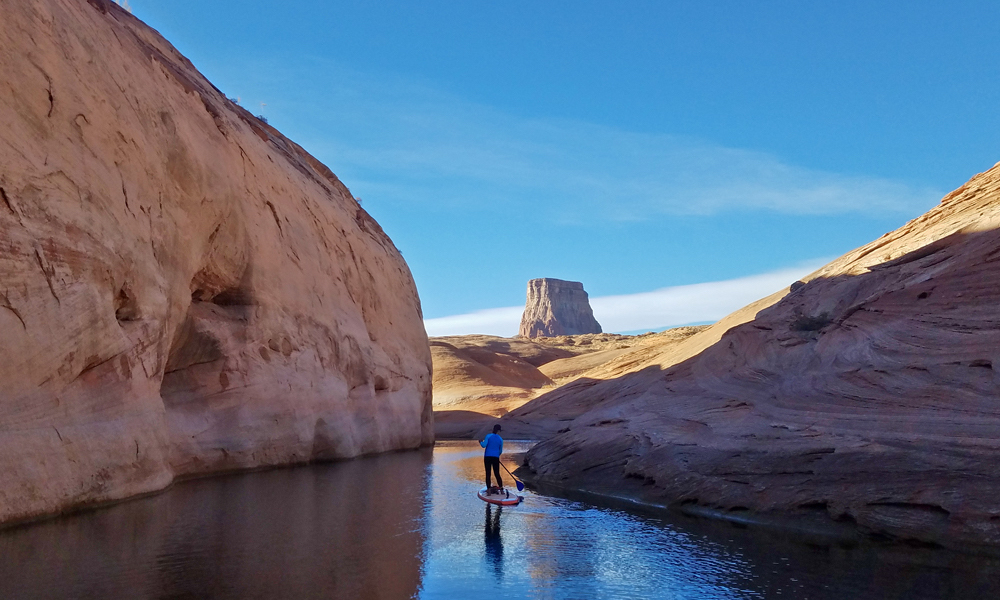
[0,442,998,599]
[0,450,431,600]
[483,505,504,582]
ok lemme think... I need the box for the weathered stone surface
[0,0,431,524]
[431,329,705,438]
[518,278,602,338]
[513,163,1000,550]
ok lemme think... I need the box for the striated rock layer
[0,0,432,524]
[515,163,1000,550]
[518,278,602,338]
[431,329,706,438]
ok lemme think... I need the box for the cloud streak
[274,61,943,222]
[423,260,826,337]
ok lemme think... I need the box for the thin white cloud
[423,306,525,337]
[423,260,826,337]
[263,60,943,221]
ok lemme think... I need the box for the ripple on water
[0,441,997,599]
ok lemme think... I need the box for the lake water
[1,441,998,599]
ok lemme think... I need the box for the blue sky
[125,1,999,335]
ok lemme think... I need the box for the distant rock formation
[431,329,706,438]
[511,161,1000,551]
[0,0,431,525]
[518,279,602,338]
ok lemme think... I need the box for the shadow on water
[1,441,999,599]
[484,505,504,582]
[0,449,432,600]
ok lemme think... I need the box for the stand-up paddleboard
[478,487,523,506]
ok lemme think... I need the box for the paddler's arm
[479,434,489,448]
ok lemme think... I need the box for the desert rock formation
[432,329,706,438]
[518,278,602,338]
[0,0,431,525]
[513,162,1000,550]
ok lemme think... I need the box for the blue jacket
[481,433,503,457]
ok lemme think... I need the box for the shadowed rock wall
[0,0,432,524]
[515,163,1000,550]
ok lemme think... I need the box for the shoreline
[513,463,1000,559]
[0,444,434,533]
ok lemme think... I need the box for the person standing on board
[480,424,504,493]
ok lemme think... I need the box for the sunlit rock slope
[432,329,705,438]
[0,0,431,524]
[515,162,1000,550]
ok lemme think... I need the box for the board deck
[478,487,523,506]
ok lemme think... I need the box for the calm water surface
[1,441,998,599]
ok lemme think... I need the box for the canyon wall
[0,0,432,524]
[514,163,1000,550]
[518,278,602,338]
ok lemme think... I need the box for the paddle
[500,461,525,492]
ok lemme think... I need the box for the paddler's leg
[491,458,503,490]
[484,456,492,488]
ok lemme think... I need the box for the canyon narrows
[0,0,431,524]
[511,163,1000,551]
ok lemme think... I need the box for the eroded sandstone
[0,0,431,524]
[432,329,705,438]
[513,163,1000,551]
[518,278,602,338]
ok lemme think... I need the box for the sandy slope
[431,329,705,438]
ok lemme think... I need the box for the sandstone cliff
[513,163,1000,550]
[518,278,602,338]
[0,0,432,524]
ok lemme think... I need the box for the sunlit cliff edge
[512,162,1000,551]
[0,0,431,524]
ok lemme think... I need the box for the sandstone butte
[0,0,432,525]
[518,278,603,338]
[507,162,1000,552]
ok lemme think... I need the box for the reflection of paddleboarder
[480,424,504,493]
[484,504,503,580]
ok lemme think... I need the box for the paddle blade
[516,480,525,492]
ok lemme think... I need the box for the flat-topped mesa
[518,279,602,338]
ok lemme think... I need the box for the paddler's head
[493,424,501,434]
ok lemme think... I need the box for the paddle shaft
[499,460,525,491]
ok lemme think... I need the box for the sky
[124,1,1000,336]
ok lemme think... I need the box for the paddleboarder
[480,424,504,493]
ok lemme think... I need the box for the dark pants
[484,456,502,489]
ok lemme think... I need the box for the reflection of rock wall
[0,0,431,525]
[0,450,430,598]
[523,163,1000,550]
[519,279,602,338]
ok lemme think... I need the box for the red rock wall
[0,0,432,524]
[519,163,1000,549]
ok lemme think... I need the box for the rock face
[513,163,1000,551]
[518,278,602,338]
[0,0,432,525]
[431,329,706,438]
